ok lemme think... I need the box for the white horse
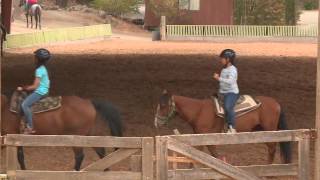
[19,0,42,29]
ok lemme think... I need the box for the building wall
[144,0,233,28]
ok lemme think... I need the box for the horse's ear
[162,89,168,95]
[162,89,172,97]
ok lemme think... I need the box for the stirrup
[227,126,237,134]
[23,127,36,135]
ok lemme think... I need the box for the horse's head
[154,90,177,128]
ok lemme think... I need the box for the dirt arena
[1,39,317,179]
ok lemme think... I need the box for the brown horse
[154,90,291,164]
[1,94,122,171]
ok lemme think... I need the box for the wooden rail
[156,129,314,180]
[4,134,153,180]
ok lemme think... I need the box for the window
[179,0,200,11]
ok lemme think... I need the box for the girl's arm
[23,77,40,91]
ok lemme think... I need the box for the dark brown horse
[155,90,291,164]
[19,0,42,29]
[1,94,122,171]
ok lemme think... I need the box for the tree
[234,0,301,25]
[92,0,143,17]
[148,0,192,24]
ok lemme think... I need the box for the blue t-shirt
[35,65,50,95]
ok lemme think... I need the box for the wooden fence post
[172,129,180,170]
[0,25,2,173]
[142,137,154,180]
[156,136,168,180]
[298,137,310,180]
[160,16,166,41]
[315,0,320,179]
[6,146,17,178]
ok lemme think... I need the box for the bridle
[155,96,177,126]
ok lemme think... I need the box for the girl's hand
[213,73,220,80]
[17,87,23,91]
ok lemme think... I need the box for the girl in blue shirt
[18,48,51,134]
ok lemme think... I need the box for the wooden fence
[159,16,318,40]
[4,24,112,49]
[0,129,316,180]
[165,25,318,38]
[4,134,153,180]
[155,129,315,180]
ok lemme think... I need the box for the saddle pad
[9,91,62,114]
[213,95,261,118]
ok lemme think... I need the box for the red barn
[144,0,234,28]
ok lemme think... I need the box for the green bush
[304,2,317,10]
[92,0,143,16]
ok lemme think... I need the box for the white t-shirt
[219,65,239,94]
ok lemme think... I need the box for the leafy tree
[148,0,192,24]
[234,0,300,25]
[92,0,143,16]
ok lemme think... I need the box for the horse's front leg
[72,147,85,171]
[17,146,26,170]
[31,16,33,28]
[26,14,29,28]
[39,15,41,30]
[35,16,38,29]
[266,142,277,164]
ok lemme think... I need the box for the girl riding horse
[213,49,239,133]
[1,50,122,171]
[155,49,292,164]
[19,0,42,29]
[17,48,51,134]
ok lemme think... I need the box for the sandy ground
[5,37,317,57]
[11,8,148,35]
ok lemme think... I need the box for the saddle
[9,91,62,114]
[212,95,261,118]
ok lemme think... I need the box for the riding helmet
[34,48,51,61]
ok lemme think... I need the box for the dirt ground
[11,9,147,35]
[5,37,317,57]
[1,39,317,179]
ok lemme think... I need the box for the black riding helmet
[34,48,51,62]
[219,49,236,65]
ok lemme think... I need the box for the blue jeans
[222,93,239,127]
[21,92,43,128]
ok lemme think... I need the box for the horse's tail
[91,99,122,137]
[278,108,292,163]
